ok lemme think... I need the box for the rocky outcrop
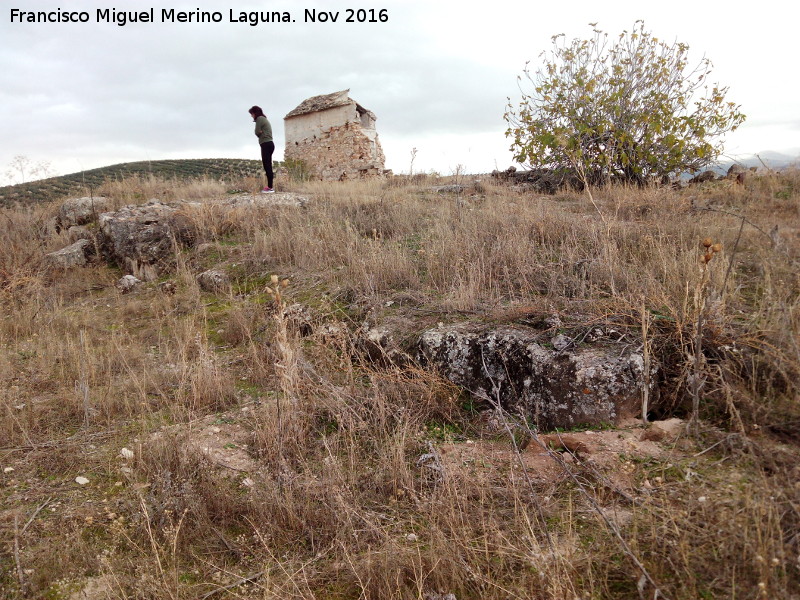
[417,323,656,430]
[726,164,747,178]
[56,196,111,230]
[689,170,717,184]
[47,194,311,280]
[726,163,749,185]
[98,201,196,281]
[44,238,95,269]
[491,167,583,193]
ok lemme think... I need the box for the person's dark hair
[249,105,265,119]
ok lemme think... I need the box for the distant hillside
[0,158,265,206]
[715,150,800,175]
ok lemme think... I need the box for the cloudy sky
[1,0,797,182]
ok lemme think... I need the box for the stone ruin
[284,89,386,181]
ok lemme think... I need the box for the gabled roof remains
[285,89,352,119]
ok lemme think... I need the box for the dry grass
[0,170,798,599]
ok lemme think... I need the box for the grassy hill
[0,158,264,206]
[0,172,798,599]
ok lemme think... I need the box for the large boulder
[98,201,196,281]
[57,196,111,230]
[417,323,657,430]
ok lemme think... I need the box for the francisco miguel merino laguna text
[9,7,390,26]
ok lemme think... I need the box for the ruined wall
[284,118,386,181]
[284,104,354,144]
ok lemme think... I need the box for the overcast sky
[1,0,797,182]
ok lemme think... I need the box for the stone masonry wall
[284,120,386,181]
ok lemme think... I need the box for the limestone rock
[66,225,93,243]
[430,184,465,194]
[359,317,415,365]
[197,269,230,293]
[417,323,657,430]
[45,238,94,269]
[98,201,196,281]
[57,196,110,230]
[117,275,143,294]
[225,192,310,208]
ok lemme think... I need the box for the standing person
[249,105,275,193]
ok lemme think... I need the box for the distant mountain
[0,158,264,207]
[716,149,800,174]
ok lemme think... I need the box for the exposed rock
[116,274,143,294]
[551,333,572,351]
[689,170,717,184]
[417,323,657,430]
[57,196,111,230]
[67,574,115,600]
[283,303,314,336]
[225,192,310,208]
[55,195,310,275]
[726,163,748,177]
[639,418,685,443]
[491,166,517,180]
[66,225,93,243]
[98,201,196,281]
[498,168,584,193]
[197,269,230,293]
[726,164,748,185]
[44,238,94,269]
[316,322,349,343]
[359,317,415,365]
[430,184,465,194]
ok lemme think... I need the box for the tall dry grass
[0,170,798,599]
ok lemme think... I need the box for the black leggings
[260,141,275,188]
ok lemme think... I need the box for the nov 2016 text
[8,8,390,27]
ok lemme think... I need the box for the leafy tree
[504,21,745,185]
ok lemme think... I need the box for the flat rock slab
[223,192,310,208]
[417,323,657,430]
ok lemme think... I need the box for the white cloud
[1,0,797,178]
